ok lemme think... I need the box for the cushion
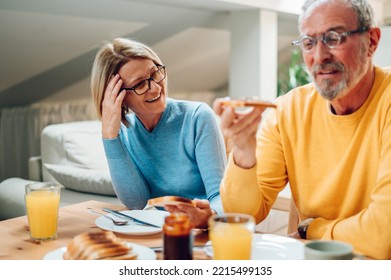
[63,130,109,170]
[44,164,116,196]
[41,121,109,170]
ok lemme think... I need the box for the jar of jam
[163,212,193,260]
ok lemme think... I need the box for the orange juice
[25,186,60,241]
[209,216,254,260]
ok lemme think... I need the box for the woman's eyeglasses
[121,65,166,95]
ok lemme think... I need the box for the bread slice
[221,99,276,108]
[65,231,116,259]
[63,231,137,260]
[80,240,128,260]
[147,196,196,207]
[86,243,133,260]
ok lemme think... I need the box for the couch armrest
[28,156,42,181]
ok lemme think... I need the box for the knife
[102,208,161,228]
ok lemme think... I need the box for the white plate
[43,242,157,260]
[95,210,169,235]
[205,233,304,260]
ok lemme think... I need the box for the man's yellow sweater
[221,66,391,259]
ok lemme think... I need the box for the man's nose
[312,40,332,63]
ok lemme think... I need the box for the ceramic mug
[304,240,364,260]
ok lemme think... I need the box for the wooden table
[0,200,210,260]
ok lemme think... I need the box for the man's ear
[368,27,381,57]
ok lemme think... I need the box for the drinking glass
[25,182,61,241]
[209,213,255,260]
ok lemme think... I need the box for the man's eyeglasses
[291,27,369,53]
[121,64,166,95]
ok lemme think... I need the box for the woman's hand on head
[101,74,127,139]
[164,198,215,229]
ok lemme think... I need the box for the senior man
[214,0,391,259]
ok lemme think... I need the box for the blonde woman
[91,38,226,228]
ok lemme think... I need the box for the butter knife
[102,208,161,228]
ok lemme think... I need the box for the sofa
[0,120,121,220]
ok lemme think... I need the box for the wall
[382,0,391,19]
[373,26,391,67]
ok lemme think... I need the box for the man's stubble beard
[311,42,369,101]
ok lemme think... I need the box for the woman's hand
[164,199,214,229]
[213,98,265,169]
[101,74,127,139]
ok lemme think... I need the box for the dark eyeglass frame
[121,64,166,95]
[291,27,369,53]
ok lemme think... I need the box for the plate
[43,242,157,260]
[95,210,169,235]
[205,234,304,260]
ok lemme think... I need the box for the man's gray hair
[299,0,375,30]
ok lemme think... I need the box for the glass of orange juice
[208,213,255,260]
[25,182,61,241]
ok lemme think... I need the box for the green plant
[277,49,312,97]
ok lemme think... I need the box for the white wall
[381,0,391,18]
[373,26,391,67]
[370,0,384,24]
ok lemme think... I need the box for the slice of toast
[147,196,196,207]
[65,231,116,260]
[63,231,137,260]
[85,243,133,260]
[221,99,276,108]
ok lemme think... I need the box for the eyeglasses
[121,64,166,95]
[291,27,369,53]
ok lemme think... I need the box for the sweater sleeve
[220,153,263,218]
[102,137,150,209]
[193,104,227,214]
[220,108,289,223]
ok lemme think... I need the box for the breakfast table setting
[0,181,384,280]
[0,199,311,261]
[0,194,369,261]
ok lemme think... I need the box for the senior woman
[90,38,226,228]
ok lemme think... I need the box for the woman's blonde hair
[91,38,163,124]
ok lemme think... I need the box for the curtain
[0,99,98,181]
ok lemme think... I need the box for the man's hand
[213,98,265,169]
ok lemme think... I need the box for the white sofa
[0,120,121,220]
